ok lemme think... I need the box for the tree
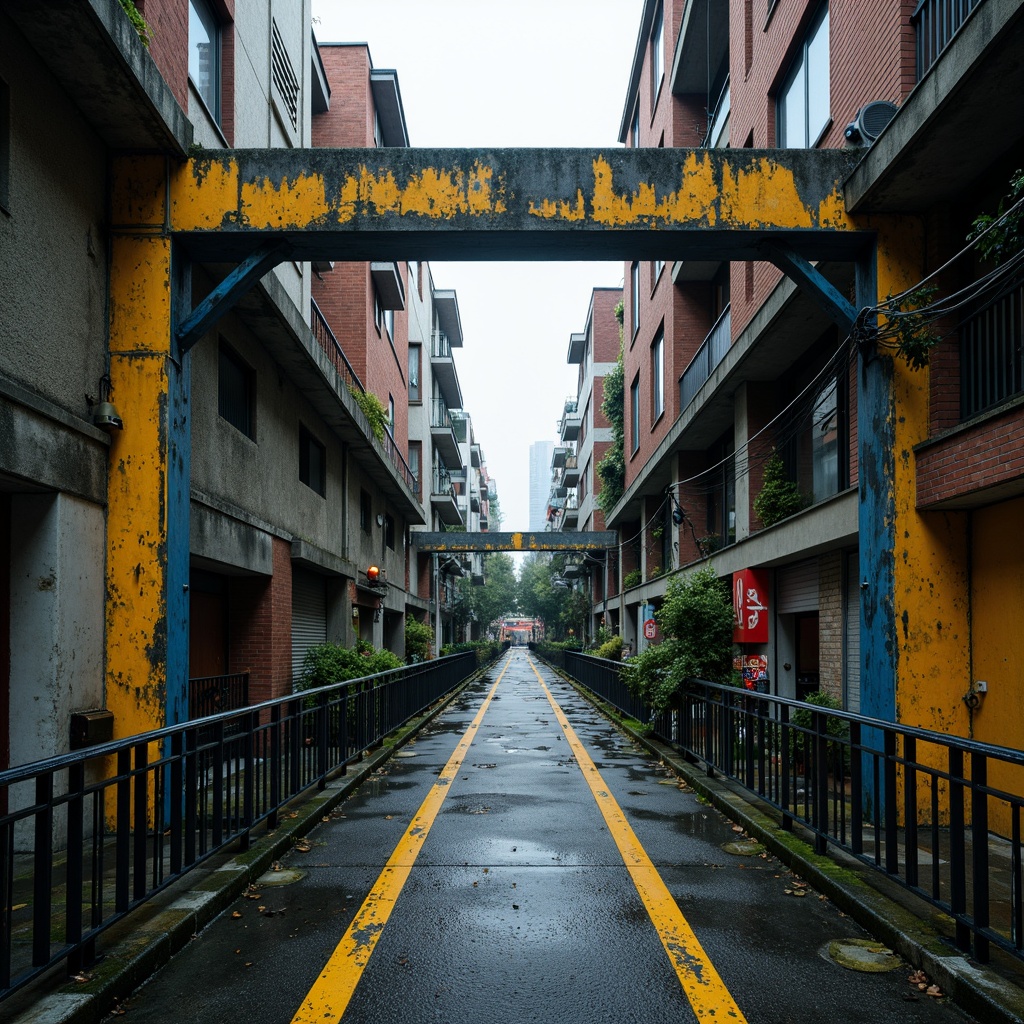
[596,340,625,515]
[457,552,519,635]
[623,566,734,713]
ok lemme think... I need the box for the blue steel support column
[167,244,192,727]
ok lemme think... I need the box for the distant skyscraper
[529,441,554,531]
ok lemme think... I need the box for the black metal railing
[960,279,1024,419]
[310,299,364,395]
[679,306,731,412]
[0,653,482,1002]
[554,650,1024,967]
[912,0,982,81]
[188,672,249,720]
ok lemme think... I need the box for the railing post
[813,709,828,855]
[903,736,918,887]
[971,751,991,962]
[133,743,150,901]
[32,773,54,968]
[115,748,131,913]
[65,763,85,972]
[883,730,899,874]
[949,747,970,952]
[849,720,863,855]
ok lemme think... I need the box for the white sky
[312,0,644,531]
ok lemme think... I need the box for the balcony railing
[430,330,453,358]
[311,299,364,395]
[432,463,455,498]
[188,673,249,721]
[310,300,415,491]
[680,305,731,412]
[960,280,1024,419]
[912,0,982,80]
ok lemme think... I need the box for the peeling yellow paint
[240,172,331,229]
[172,158,239,228]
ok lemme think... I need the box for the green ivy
[348,386,389,442]
[967,168,1024,265]
[622,568,642,589]
[118,0,153,47]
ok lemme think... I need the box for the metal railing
[430,330,453,359]
[553,649,1024,967]
[188,672,249,720]
[960,279,1024,419]
[432,463,456,500]
[0,653,480,1001]
[680,305,731,412]
[310,298,364,395]
[912,0,982,80]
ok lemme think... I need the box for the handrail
[0,653,485,1001]
[310,298,364,394]
[551,648,1024,968]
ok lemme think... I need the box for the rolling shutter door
[776,560,819,614]
[291,569,326,685]
[845,552,861,713]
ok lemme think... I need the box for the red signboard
[732,568,769,643]
[643,618,657,640]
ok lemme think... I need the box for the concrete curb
[564,678,1024,1024]
[8,672,482,1024]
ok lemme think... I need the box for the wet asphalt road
[118,651,976,1023]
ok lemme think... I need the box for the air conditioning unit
[844,101,899,146]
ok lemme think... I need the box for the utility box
[70,709,114,750]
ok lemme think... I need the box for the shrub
[404,617,433,663]
[595,635,624,661]
[790,690,850,770]
[622,566,734,713]
[622,568,642,589]
[347,386,389,442]
[297,642,402,691]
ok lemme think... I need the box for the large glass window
[408,345,421,402]
[630,376,641,453]
[630,262,640,337]
[811,377,839,500]
[777,3,829,147]
[650,2,664,108]
[189,0,221,122]
[652,329,664,421]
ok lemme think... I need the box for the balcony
[562,454,580,488]
[961,280,1024,419]
[551,446,569,470]
[679,305,731,412]
[429,330,463,410]
[562,493,580,528]
[471,442,483,468]
[913,0,983,81]
[559,397,581,442]
[430,464,463,526]
[430,398,461,464]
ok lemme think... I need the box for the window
[651,329,664,421]
[653,260,664,285]
[373,109,383,148]
[387,394,395,436]
[630,262,640,337]
[299,425,325,496]
[409,441,422,495]
[631,101,641,147]
[408,345,421,402]
[630,375,641,454]
[810,377,839,500]
[707,436,736,547]
[650,1,664,109]
[188,0,221,122]
[218,341,254,438]
[384,514,395,551]
[360,490,372,533]
[374,290,394,339]
[778,3,829,147]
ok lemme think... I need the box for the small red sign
[643,618,657,640]
[733,568,770,643]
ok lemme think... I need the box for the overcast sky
[311,0,644,531]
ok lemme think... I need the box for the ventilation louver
[844,101,899,145]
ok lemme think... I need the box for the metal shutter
[776,560,819,614]
[845,552,861,713]
[291,569,326,686]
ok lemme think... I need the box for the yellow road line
[290,653,514,1024]
[527,657,747,1023]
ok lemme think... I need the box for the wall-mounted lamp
[91,375,123,433]
[352,605,359,619]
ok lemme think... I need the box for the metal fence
[555,649,1024,967]
[0,652,483,1002]
[912,0,983,80]
[960,279,1024,419]
[679,306,732,412]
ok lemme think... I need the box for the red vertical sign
[733,568,769,643]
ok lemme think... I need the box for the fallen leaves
[908,969,944,998]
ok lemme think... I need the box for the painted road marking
[290,653,515,1024]
[527,657,748,1023]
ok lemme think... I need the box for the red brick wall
[229,536,292,703]
[917,407,1024,508]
